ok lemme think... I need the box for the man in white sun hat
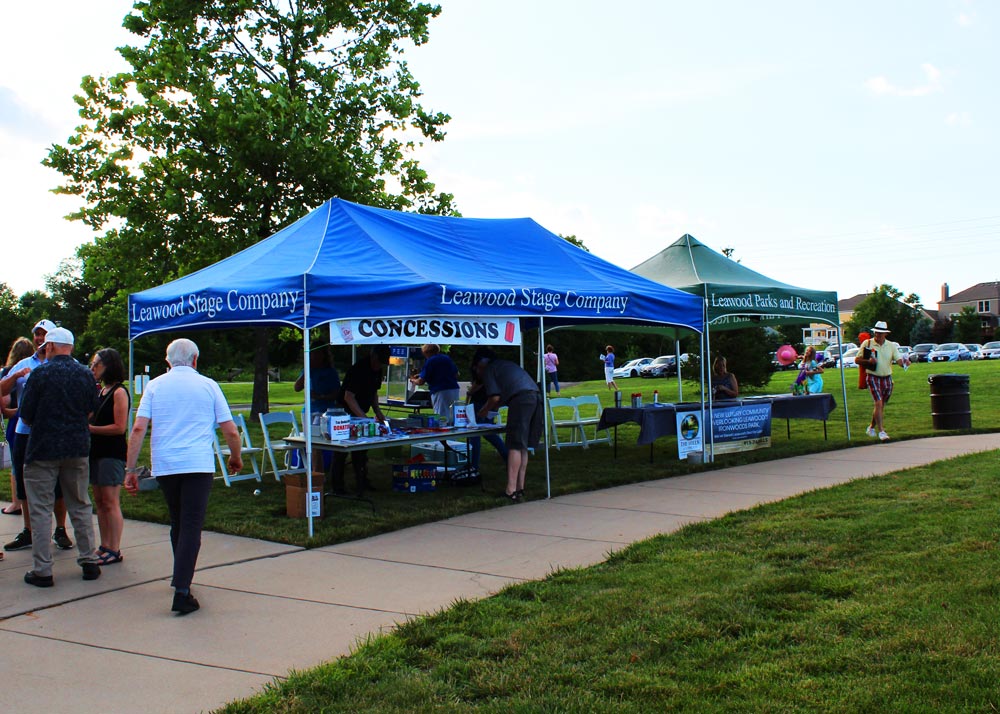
[858,320,908,442]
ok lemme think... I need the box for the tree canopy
[844,285,926,345]
[46,0,454,413]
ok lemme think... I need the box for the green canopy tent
[632,234,851,447]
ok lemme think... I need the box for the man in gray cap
[18,327,101,586]
[2,319,74,553]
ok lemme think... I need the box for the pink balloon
[776,345,798,366]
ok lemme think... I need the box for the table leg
[613,425,618,459]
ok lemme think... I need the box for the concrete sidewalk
[2,434,998,713]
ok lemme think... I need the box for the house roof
[940,281,1000,305]
[838,293,869,311]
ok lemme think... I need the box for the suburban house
[802,292,938,345]
[938,282,1000,339]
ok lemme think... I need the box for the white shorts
[604,367,615,383]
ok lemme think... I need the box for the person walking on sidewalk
[18,328,101,587]
[124,338,243,615]
[859,320,908,442]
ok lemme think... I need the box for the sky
[2,1,998,311]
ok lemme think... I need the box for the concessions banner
[330,316,522,345]
[676,403,772,458]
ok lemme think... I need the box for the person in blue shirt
[601,345,619,391]
[410,344,460,424]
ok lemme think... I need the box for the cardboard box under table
[284,472,325,519]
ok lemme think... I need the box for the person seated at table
[800,346,824,394]
[711,356,739,399]
[330,345,390,495]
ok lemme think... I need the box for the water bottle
[653,389,659,404]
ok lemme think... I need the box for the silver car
[980,341,1000,360]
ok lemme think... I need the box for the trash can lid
[927,373,970,385]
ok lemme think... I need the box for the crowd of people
[4,326,907,612]
[0,321,124,587]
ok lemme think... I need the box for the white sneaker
[879,431,890,442]
[866,426,877,438]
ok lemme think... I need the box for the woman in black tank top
[88,348,130,565]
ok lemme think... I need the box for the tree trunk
[251,327,270,420]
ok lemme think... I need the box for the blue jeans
[545,370,560,393]
[470,431,508,469]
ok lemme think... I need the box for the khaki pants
[24,457,98,577]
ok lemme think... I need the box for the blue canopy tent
[129,198,705,534]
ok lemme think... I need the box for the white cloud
[865,63,943,97]
[957,11,975,26]
[945,111,973,127]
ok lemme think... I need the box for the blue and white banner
[677,404,772,458]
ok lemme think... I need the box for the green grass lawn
[3,360,998,712]
[219,448,1000,713]
[3,360,995,548]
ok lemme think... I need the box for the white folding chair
[574,395,610,447]
[213,413,263,486]
[259,411,306,482]
[548,397,587,450]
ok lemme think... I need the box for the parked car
[927,343,972,362]
[613,357,653,379]
[897,346,912,360]
[981,341,1000,360]
[640,354,689,378]
[822,348,859,369]
[965,344,984,360]
[640,355,674,378]
[825,343,857,360]
[911,343,938,363]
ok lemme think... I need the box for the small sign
[308,490,322,517]
[330,316,521,345]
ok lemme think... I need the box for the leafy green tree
[684,326,775,389]
[560,234,590,252]
[844,285,923,344]
[46,0,453,416]
[952,306,983,344]
[909,317,934,345]
[0,283,30,359]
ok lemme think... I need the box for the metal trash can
[928,373,971,430]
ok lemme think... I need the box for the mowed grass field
[3,359,995,547]
[3,359,998,712]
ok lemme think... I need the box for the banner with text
[330,316,521,346]
[677,403,772,458]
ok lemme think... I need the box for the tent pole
[838,325,851,440]
[674,330,682,402]
[704,294,714,462]
[540,317,550,499]
[127,339,135,432]
[303,314,314,538]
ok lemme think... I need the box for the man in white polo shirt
[124,338,242,615]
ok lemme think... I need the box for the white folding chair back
[547,397,587,449]
[259,411,306,481]
[574,395,610,447]
[213,413,263,486]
